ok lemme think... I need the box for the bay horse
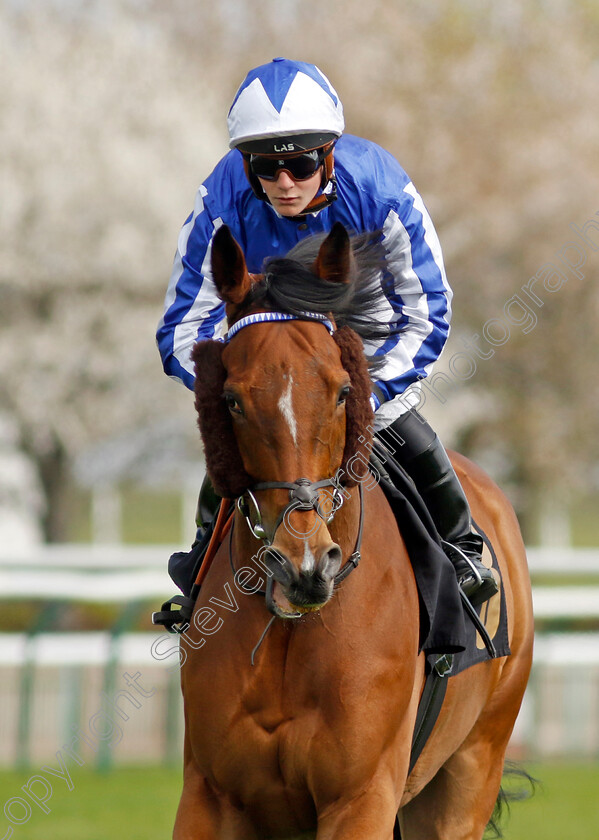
[173,223,534,839]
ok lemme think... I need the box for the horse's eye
[225,394,243,415]
[337,385,351,406]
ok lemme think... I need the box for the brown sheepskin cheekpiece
[192,339,252,499]
[333,326,374,485]
[192,326,374,498]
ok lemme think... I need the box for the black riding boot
[376,409,498,606]
[153,476,224,627]
[164,475,221,597]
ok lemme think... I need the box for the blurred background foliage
[1,0,598,544]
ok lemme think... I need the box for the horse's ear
[211,225,252,306]
[313,222,354,285]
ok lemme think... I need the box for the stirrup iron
[442,540,499,607]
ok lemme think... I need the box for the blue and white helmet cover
[227,57,345,151]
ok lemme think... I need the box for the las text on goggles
[249,147,331,182]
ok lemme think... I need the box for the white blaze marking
[278,376,297,444]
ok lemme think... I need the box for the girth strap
[409,653,454,774]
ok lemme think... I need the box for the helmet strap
[298,174,337,215]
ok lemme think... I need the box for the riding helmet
[227,58,345,211]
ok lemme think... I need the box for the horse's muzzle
[263,543,342,612]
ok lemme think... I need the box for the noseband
[237,476,346,545]
[236,479,364,622]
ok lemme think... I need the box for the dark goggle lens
[249,149,325,181]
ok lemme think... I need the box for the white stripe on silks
[158,219,193,327]
[372,209,433,378]
[403,182,453,307]
[382,208,426,302]
[158,189,208,333]
[172,217,226,376]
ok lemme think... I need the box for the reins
[193,499,234,587]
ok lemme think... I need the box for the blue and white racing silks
[156,134,452,426]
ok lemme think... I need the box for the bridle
[237,476,364,569]
[221,309,335,342]
[221,310,366,617]
[234,479,364,621]
[237,476,345,542]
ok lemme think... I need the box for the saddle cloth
[374,454,510,672]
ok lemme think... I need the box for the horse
[172,222,534,840]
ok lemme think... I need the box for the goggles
[249,146,331,182]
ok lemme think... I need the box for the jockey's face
[257,168,322,217]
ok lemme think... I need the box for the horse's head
[192,223,374,615]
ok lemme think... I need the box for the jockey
[157,57,497,606]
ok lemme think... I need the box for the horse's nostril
[319,543,342,578]
[263,548,297,586]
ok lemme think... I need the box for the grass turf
[0,766,181,840]
[0,761,598,838]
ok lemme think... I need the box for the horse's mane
[242,231,391,350]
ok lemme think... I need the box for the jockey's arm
[157,188,226,391]
[365,182,453,428]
